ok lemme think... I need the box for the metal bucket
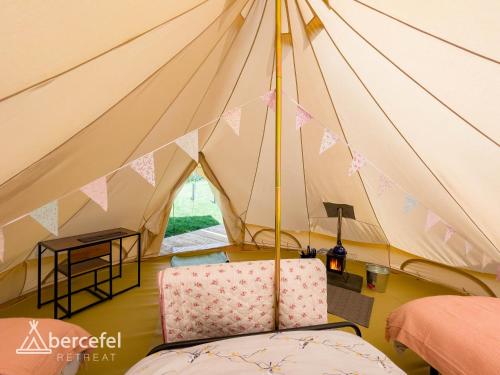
[366,264,390,292]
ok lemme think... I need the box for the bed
[127,328,405,374]
[386,295,500,375]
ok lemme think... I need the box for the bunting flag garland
[348,151,366,176]
[131,153,156,186]
[260,89,276,111]
[425,210,441,231]
[175,130,199,162]
[80,177,108,211]
[319,129,338,154]
[30,201,58,236]
[444,226,455,243]
[376,174,394,196]
[404,195,417,214]
[222,107,242,136]
[295,105,312,130]
[0,228,4,262]
[0,91,485,267]
[464,241,473,256]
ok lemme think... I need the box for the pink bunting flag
[425,210,441,232]
[376,174,394,196]
[30,201,58,236]
[260,89,276,111]
[319,129,338,154]
[348,151,366,176]
[222,107,242,136]
[175,130,199,162]
[464,241,473,256]
[0,228,4,262]
[80,176,108,211]
[131,153,156,187]
[444,226,455,243]
[295,105,312,130]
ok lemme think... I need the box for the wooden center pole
[274,0,282,330]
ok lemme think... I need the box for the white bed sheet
[127,330,405,374]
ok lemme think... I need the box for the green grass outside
[165,177,223,237]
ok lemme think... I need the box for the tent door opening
[161,167,228,254]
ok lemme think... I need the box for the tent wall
[1,0,499,304]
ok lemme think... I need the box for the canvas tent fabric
[0,0,499,304]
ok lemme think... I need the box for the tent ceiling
[0,0,499,295]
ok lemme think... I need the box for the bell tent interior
[0,1,499,374]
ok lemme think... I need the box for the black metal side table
[37,228,141,319]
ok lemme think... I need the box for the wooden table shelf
[37,227,141,319]
[58,258,110,277]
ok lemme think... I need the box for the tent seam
[296,0,391,246]
[329,4,499,147]
[0,0,213,103]
[346,0,500,64]
[310,0,498,251]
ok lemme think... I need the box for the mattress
[126,330,405,374]
[386,295,500,375]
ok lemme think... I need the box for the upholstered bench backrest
[158,259,327,343]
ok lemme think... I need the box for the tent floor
[0,246,458,374]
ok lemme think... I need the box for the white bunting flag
[0,228,4,262]
[319,129,338,154]
[222,107,242,136]
[175,130,199,162]
[295,105,312,130]
[30,201,58,236]
[80,176,108,211]
[376,174,394,196]
[444,226,455,243]
[131,153,156,187]
[481,253,489,269]
[425,210,441,232]
[348,151,366,176]
[260,89,276,111]
[404,195,417,214]
[464,241,473,256]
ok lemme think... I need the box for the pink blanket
[0,318,91,375]
[158,259,327,342]
[386,296,500,375]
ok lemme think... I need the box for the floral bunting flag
[319,129,338,154]
[260,89,276,111]
[348,151,366,176]
[295,105,312,130]
[222,107,242,136]
[175,130,199,162]
[0,228,4,262]
[444,226,455,243]
[464,241,473,256]
[80,176,108,211]
[404,195,417,214]
[131,153,156,187]
[425,210,441,232]
[376,174,394,196]
[30,201,58,236]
